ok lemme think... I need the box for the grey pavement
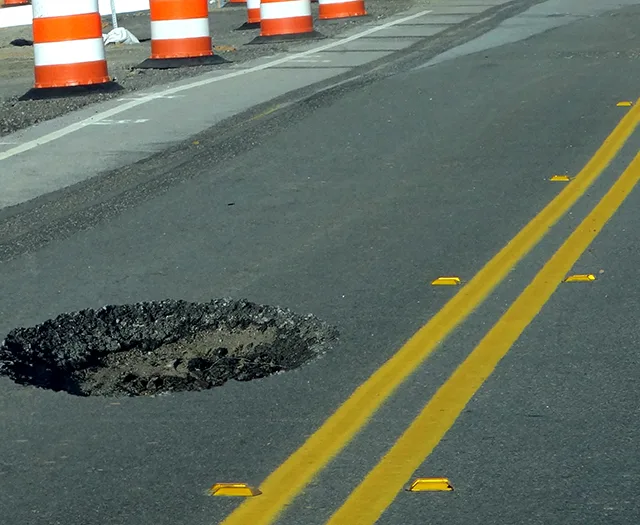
[3,1,640,525]
[0,0,518,209]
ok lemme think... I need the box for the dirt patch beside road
[0,0,417,137]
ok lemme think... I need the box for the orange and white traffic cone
[237,0,260,30]
[3,0,31,7]
[21,0,120,100]
[250,0,324,43]
[138,0,228,69]
[318,0,366,20]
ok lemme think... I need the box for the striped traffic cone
[3,0,31,6]
[249,0,324,44]
[138,0,228,69]
[236,0,260,30]
[21,0,120,100]
[318,0,366,19]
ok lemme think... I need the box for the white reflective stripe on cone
[33,0,100,19]
[34,38,106,67]
[247,0,260,10]
[261,0,311,20]
[150,18,211,40]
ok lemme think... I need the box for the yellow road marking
[325,150,640,525]
[220,102,640,525]
[250,105,281,121]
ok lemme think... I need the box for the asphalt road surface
[2,1,640,524]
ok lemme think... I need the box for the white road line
[89,118,150,125]
[291,59,333,63]
[117,94,185,101]
[0,9,432,162]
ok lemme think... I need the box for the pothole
[0,299,338,397]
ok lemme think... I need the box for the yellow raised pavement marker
[617,101,633,107]
[564,274,596,283]
[208,483,262,497]
[431,277,461,286]
[407,478,454,492]
[549,175,571,182]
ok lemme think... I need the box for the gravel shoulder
[0,0,418,136]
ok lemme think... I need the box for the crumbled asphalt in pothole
[0,299,338,397]
[0,0,416,137]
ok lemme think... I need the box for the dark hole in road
[0,299,338,397]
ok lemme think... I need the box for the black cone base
[19,81,123,101]
[136,54,229,70]
[236,21,260,31]
[247,30,326,45]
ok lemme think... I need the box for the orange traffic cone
[318,0,366,19]
[138,0,228,69]
[3,0,31,6]
[237,0,260,30]
[21,0,120,100]
[250,0,324,43]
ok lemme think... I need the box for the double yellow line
[221,100,640,525]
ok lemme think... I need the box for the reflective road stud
[407,478,454,492]
[431,277,461,286]
[564,274,596,283]
[21,0,120,100]
[249,0,325,44]
[138,0,228,69]
[318,0,366,20]
[208,483,262,497]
